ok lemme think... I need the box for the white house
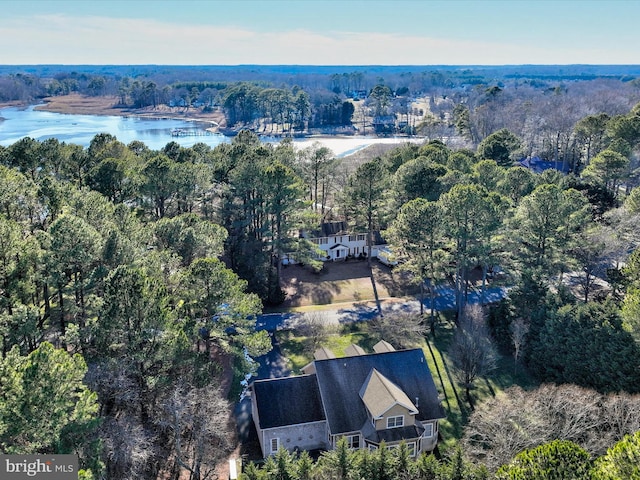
[305,221,386,262]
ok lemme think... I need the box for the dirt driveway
[279,259,419,309]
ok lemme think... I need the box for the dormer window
[387,415,404,428]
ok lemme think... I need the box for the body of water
[0,105,423,156]
[0,105,227,150]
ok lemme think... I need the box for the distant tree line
[3,66,640,144]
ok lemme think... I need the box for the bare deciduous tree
[368,311,428,349]
[509,317,529,372]
[158,384,234,480]
[295,311,337,355]
[462,384,640,471]
[101,414,157,480]
[450,305,497,408]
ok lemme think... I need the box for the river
[0,105,423,157]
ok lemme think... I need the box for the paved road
[253,331,290,380]
[256,285,510,333]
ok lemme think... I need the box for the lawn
[278,323,377,373]
[278,261,419,309]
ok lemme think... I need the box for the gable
[344,344,366,357]
[359,368,417,419]
[252,375,325,429]
[314,346,336,360]
[373,340,396,353]
[314,349,445,435]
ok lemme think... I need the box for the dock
[171,128,214,137]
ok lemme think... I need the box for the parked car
[377,247,399,267]
[281,254,301,266]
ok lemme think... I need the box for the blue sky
[2,0,639,65]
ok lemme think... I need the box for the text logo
[1,455,77,479]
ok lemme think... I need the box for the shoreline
[1,94,427,155]
[29,93,228,125]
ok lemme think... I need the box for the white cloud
[0,14,636,65]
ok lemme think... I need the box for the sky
[1,0,639,66]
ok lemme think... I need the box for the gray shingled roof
[314,349,445,435]
[252,375,326,429]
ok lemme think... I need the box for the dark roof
[372,231,386,245]
[305,222,386,245]
[314,349,445,435]
[252,375,326,429]
[362,422,425,444]
[320,222,348,237]
[518,156,571,174]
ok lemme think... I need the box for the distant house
[352,90,368,101]
[372,115,397,134]
[249,347,446,458]
[519,156,571,174]
[302,221,386,262]
[169,98,188,108]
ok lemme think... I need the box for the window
[319,238,328,245]
[270,438,280,454]
[407,442,417,457]
[349,235,357,242]
[346,435,360,449]
[387,416,404,428]
[357,234,366,241]
[423,423,433,438]
[336,249,341,258]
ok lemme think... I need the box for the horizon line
[2,63,640,68]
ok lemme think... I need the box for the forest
[3,64,640,141]
[1,65,640,479]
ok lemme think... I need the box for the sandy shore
[294,135,424,156]
[32,93,226,125]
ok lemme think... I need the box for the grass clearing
[423,315,469,451]
[278,323,375,373]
